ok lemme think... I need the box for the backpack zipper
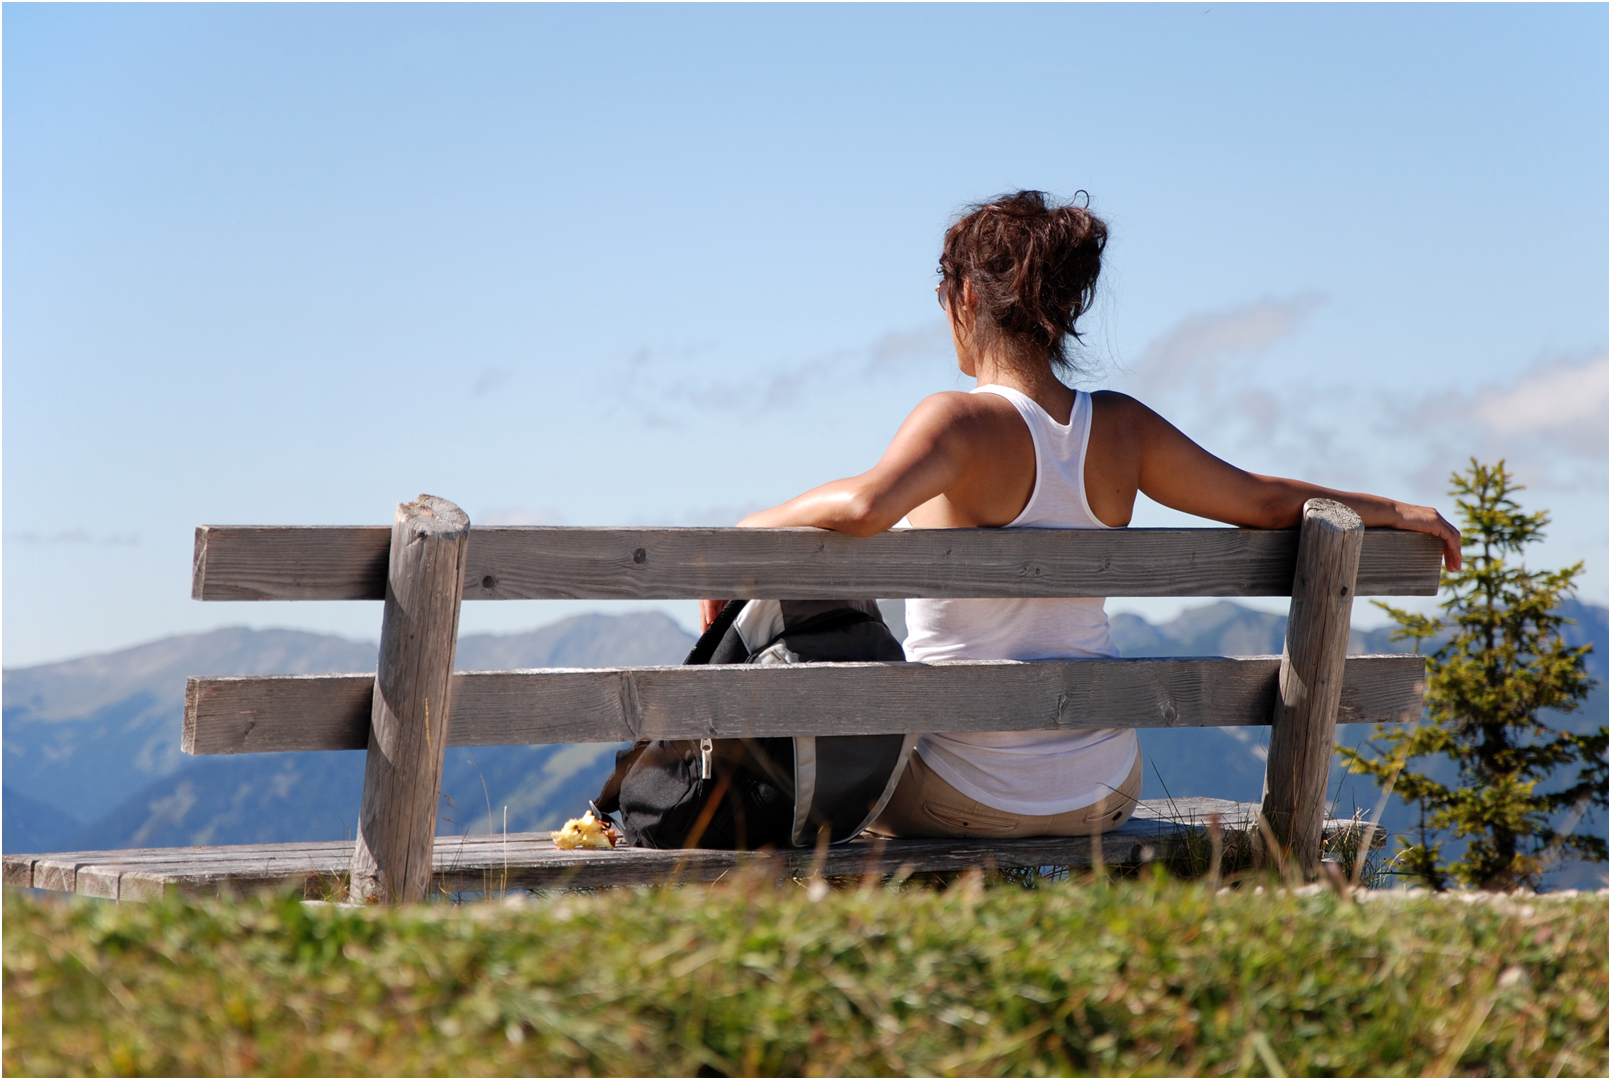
[699,738,714,781]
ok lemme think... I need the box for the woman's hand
[1392,503,1464,572]
[699,599,726,633]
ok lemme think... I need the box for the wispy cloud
[1391,353,1609,493]
[1128,294,1326,384]
[7,530,141,547]
[613,326,944,426]
[1457,353,1605,451]
[866,323,952,375]
[617,357,833,428]
[672,362,829,413]
[1105,294,1338,482]
[473,367,509,395]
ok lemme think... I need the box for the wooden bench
[4,495,1439,902]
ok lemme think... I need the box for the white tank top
[901,385,1141,816]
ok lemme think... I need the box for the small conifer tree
[1342,459,1608,890]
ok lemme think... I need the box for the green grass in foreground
[4,876,1606,1077]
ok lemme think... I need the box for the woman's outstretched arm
[1088,391,1463,570]
[732,392,992,536]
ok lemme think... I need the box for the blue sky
[5,3,1607,667]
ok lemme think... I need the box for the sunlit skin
[702,280,1462,630]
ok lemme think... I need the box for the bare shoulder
[908,390,978,419]
[903,390,1018,433]
[1090,391,1184,441]
[1090,390,1160,423]
[1089,390,1147,444]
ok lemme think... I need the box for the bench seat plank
[2,798,1383,900]
[193,526,1441,602]
[11,842,355,899]
[184,654,1425,755]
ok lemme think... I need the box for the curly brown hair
[938,190,1107,375]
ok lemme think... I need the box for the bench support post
[1261,498,1363,876]
[349,495,470,903]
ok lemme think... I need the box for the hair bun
[938,190,1107,375]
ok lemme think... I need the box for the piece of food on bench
[551,812,621,850]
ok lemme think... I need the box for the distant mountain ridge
[5,601,1604,866]
[4,614,695,852]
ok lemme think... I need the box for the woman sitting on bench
[701,190,1462,841]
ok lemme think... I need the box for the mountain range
[5,600,1605,886]
[3,615,692,852]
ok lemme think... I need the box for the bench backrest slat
[193,525,1441,602]
[183,653,1426,755]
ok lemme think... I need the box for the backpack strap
[592,741,648,816]
[682,599,748,665]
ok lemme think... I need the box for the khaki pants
[870,748,1144,839]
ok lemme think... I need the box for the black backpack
[593,599,915,850]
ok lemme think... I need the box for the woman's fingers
[1434,520,1462,571]
[1425,510,1463,572]
[1399,504,1463,573]
[1440,515,1464,572]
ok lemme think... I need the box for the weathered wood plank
[18,843,346,898]
[351,496,471,905]
[429,830,1178,891]
[74,866,131,901]
[27,841,346,866]
[192,526,1442,602]
[3,855,37,889]
[1355,528,1441,597]
[1263,500,1364,875]
[30,858,80,894]
[192,526,390,601]
[6,802,1382,900]
[12,842,356,900]
[184,675,374,754]
[184,654,1426,755]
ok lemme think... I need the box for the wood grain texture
[1262,499,1365,875]
[192,526,391,600]
[4,843,354,900]
[184,654,1426,755]
[184,674,374,754]
[350,496,471,905]
[191,525,1441,602]
[4,799,1382,899]
[76,855,336,901]
[3,856,40,889]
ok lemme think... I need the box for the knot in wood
[632,548,647,564]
